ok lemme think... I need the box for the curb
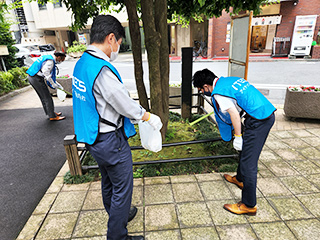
[0,85,32,103]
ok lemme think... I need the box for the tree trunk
[124,0,149,111]
[141,0,165,138]
[155,0,169,135]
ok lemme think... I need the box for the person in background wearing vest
[26,52,66,121]
[72,15,162,240]
[192,69,276,216]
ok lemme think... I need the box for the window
[53,0,62,8]
[38,1,47,10]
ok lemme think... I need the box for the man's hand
[233,134,243,151]
[147,113,162,130]
[53,82,63,90]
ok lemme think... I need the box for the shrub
[66,41,87,53]
[9,67,28,88]
[0,71,14,94]
[0,67,29,96]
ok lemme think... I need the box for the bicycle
[193,40,208,60]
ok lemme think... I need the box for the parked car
[13,44,56,67]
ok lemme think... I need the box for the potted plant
[66,41,87,58]
[284,85,320,119]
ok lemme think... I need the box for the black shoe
[126,235,144,240]
[128,206,138,222]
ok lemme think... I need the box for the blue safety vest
[211,76,276,141]
[72,51,136,145]
[26,55,56,88]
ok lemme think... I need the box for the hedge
[0,67,28,96]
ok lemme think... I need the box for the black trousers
[28,75,56,118]
[236,113,275,207]
[86,129,133,240]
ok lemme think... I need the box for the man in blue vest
[192,69,276,216]
[73,15,161,240]
[27,52,66,121]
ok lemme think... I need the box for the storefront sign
[0,45,9,56]
[252,15,282,26]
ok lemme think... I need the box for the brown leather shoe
[223,174,243,189]
[55,112,62,116]
[224,202,257,216]
[49,116,66,121]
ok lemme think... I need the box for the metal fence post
[181,47,193,119]
[64,135,82,176]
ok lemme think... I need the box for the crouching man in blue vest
[193,69,276,216]
[73,15,161,240]
[26,52,66,121]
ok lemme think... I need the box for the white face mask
[109,37,120,62]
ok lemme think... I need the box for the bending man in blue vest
[193,69,276,216]
[73,15,161,240]
[27,52,66,121]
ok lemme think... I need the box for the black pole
[181,47,193,119]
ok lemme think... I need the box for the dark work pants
[236,113,275,207]
[28,75,56,118]
[86,129,133,240]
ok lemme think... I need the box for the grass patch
[64,112,238,183]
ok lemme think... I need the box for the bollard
[63,135,82,176]
[181,47,193,119]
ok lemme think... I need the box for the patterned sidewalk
[16,107,320,240]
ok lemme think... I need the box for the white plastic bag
[57,88,67,101]
[138,120,162,152]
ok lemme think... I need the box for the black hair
[192,69,218,88]
[54,51,66,58]
[90,15,125,44]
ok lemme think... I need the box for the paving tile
[36,212,78,239]
[46,176,64,193]
[308,174,320,189]
[257,162,276,178]
[289,129,314,138]
[206,200,247,225]
[50,191,87,213]
[170,175,197,183]
[247,198,281,223]
[265,140,289,150]
[286,219,320,240]
[145,204,179,231]
[257,178,291,197]
[133,178,144,186]
[144,184,174,205]
[227,183,263,201]
[33,193,56,215]
[307,128,320,137]
[172,183,204,202]
[145,230,181,240]
[89,181,101,191]
[274,148,305,161]
[272,131,295,139]
[128,206,143,233]
[177,202,213,228]
[288,160,320,175]
[297,193,320,218]
[181,227,219,240]
[216,224,257,240]
[82,190,104,210]
[144,176,170,185]
[264,160,299,176]
[132,186,143,206]
[195,173,222,182]
[72,210,108,237]
[259,150,281,162]
[16,214,46,240]
[267,197,313,220]
[71,237,106,240]
[199,181,233,200]
[302,137,320,148]
[284,138,310,149]
[57,161,69,177]
[61,182,90,192]
[251,222,296,240]
[299,147,320,160]
[281,176,319,194]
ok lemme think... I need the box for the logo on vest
[73,76,86,92]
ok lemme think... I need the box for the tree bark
[124,0,149,111]
[140,0,165,138]
[155,0,169,135]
